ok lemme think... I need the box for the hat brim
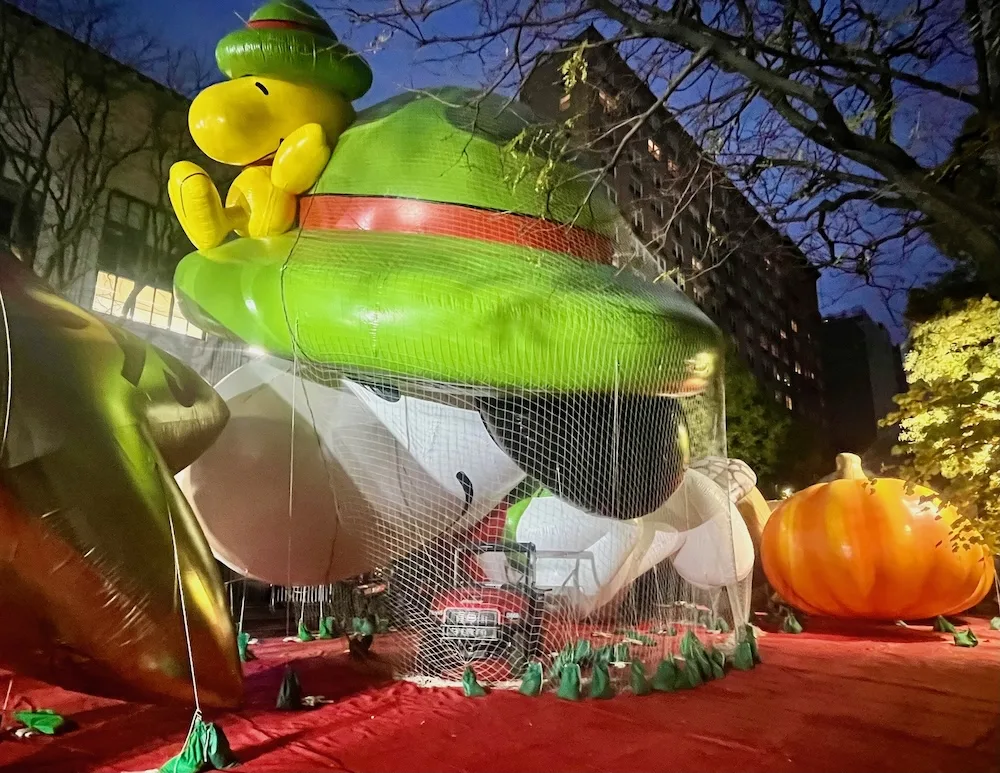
[174,229,722,393]
[217,29,372,101]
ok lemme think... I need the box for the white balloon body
[491,468,755,617]
[175,357,526,585]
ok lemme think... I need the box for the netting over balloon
[174,88,755,687]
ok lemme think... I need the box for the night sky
[135,0,926,342]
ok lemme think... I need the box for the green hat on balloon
[216,0,372,100]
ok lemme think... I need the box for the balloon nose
[189,82,273,166]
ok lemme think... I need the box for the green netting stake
[732,641,755,671]
[462,666,487,697]
[781,611,803,634]
[954,628,979,648]
[556,663,581,701]
[237,631,255,663]
[519,662,543,696]
[159,717,238,773]
[13,709,66,736]
[651,657,678,692]
[589,661,614,699]
[276,667,303,710]
[630,660,651,696]
[934,615,957,634]
[990,617,1000,631]
[317,616,335,640]
[297,619,313,642]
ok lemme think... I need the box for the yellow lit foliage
[884,296,1000,552]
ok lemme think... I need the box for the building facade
[520,28,826,423]
[821,311,907,455]
[0,2,247,385]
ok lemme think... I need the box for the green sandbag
[589,662,614,699]
[613,642,631,663]
[276,667,303,710]
[13,709,66,736]
[593,645,613,668]
[629,660,651,696]
[573,639,593,665]
[714,618,730,633]
[237,631,255,663]
[954,628,979,648]
[934,615,957,634]
[743,624,762,664]
[160,718,238,773]
[708,649,726,680]
[297,620,313,642]
[781,611,803,634]
[353,616,376,637]
[317,616,335,640]
[651,658,678,692]
[990,617,1000,631]
[519,662,543,696]
[732,641,755,671]
[462,666,487,697]
[679,631,713,680]
[676,660,703,690]
[557,663,582,701]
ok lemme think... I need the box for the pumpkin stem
[835,453,868,481]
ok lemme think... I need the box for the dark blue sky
[136,0,924,341]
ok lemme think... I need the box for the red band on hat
[298,195,615,264]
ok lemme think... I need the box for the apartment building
[0,1,246,385]
[521,27,826,422]
[821,310,907,455]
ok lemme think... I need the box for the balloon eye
[254,81,268,95]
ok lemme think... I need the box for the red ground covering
[0,616,997,773]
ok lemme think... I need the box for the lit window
[666,158,679,174]
[598,89,618,111]
[780,329,787,340]
[791,320,799,332]
[647,138,662,160]
[91,269,204,339]
[785,395,794,410]
[632,209,644,232]
[559,93,571,111]
[774,390,782,403]
[692,257,704,271]
[794,361,802,375]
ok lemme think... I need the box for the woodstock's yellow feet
[168,161,245,251]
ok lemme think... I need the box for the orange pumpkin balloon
[761,454,995,620]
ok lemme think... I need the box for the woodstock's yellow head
[188,76,354,167]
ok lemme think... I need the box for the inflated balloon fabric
[169,80,752,686]
[0,253,241,708]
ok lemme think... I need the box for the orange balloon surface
[762,467,994,620]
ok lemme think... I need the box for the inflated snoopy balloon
[170,0,753,618]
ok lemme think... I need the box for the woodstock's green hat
[216,0,372,101]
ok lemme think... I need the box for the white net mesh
[175,88,754,689]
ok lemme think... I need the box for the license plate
[444,626,500,640]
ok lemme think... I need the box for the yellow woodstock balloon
[0,252,241,707]
[168,0,372,251]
